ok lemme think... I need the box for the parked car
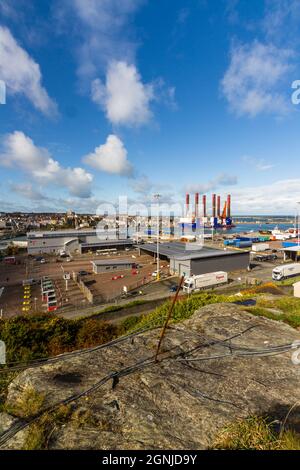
[78,270,89,276]
[23,279,38,286]
[40,258,46,264]
[255,254,278,262]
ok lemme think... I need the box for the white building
[293,281,300,298]
[27,229,133,255]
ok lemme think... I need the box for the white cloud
[221,41,293,117]
[186,173,238,194]
[263,0,300,44]
[242,155,275,171]
[0,131,93,198]
[83,134,133,176]
[232,178,300,214]
[0,27,57,116]
[10,183,47,201]
[91,61,154,126]
[58,0,142,79]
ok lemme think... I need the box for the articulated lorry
[272,263,300,281]
[183,271,228,294]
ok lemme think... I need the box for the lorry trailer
[272,263,300,281]
[183,271,228,294]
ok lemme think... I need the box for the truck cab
[272,268,283,281]
[183,279,194,294]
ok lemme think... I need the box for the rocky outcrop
[1,303,300,449]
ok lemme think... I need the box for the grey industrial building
[280,246,300,262]
[91,259,136,274]
[27,229,134,255]
[138,242,250,277]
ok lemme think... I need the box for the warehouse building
[281,246,300,262]
[137,242,250,277]
[27,229,134,255]
[91,259,137,274]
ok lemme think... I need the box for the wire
[0,321,162,373]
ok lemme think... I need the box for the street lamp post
[297,201,300,247]
[153,194,161,280]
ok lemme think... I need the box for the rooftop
[280,246,300,252]
[81,239,133,248]
[91,259,135,266]
[138,242,248,260]
[27,229,98,238]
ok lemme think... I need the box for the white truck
[183,271,228,294]
[272,263,300,281]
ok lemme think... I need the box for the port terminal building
[27,230,134,255]
[137,242,250,277]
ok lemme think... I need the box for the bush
[0,314,119,364]
[76,319,119,348]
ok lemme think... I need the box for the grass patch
[277,275,300,286]
[100,299,148,314]
[245,305,300,329]
[22,404,73,450]
[121,292,242,333]
[246,295,300,329]
[8,386,46,419]
[0,371,18,412]
[212,416,300,450]
[243,282,284,296]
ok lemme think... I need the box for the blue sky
[1,0,300,215]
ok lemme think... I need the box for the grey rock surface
[1,303,300,449]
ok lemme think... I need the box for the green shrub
[76,319,119,348]
[0,314,119,364]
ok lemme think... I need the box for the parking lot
[0,248,166,318]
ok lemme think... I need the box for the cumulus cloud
[83,134,133,176]
[0,26,57,116]
[91,61,154,126]
[57,1,174,126]
[221,40,293,117]
[0,131,93,198]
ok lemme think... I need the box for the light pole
[153,194,161,280]
[297,201,300,247]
